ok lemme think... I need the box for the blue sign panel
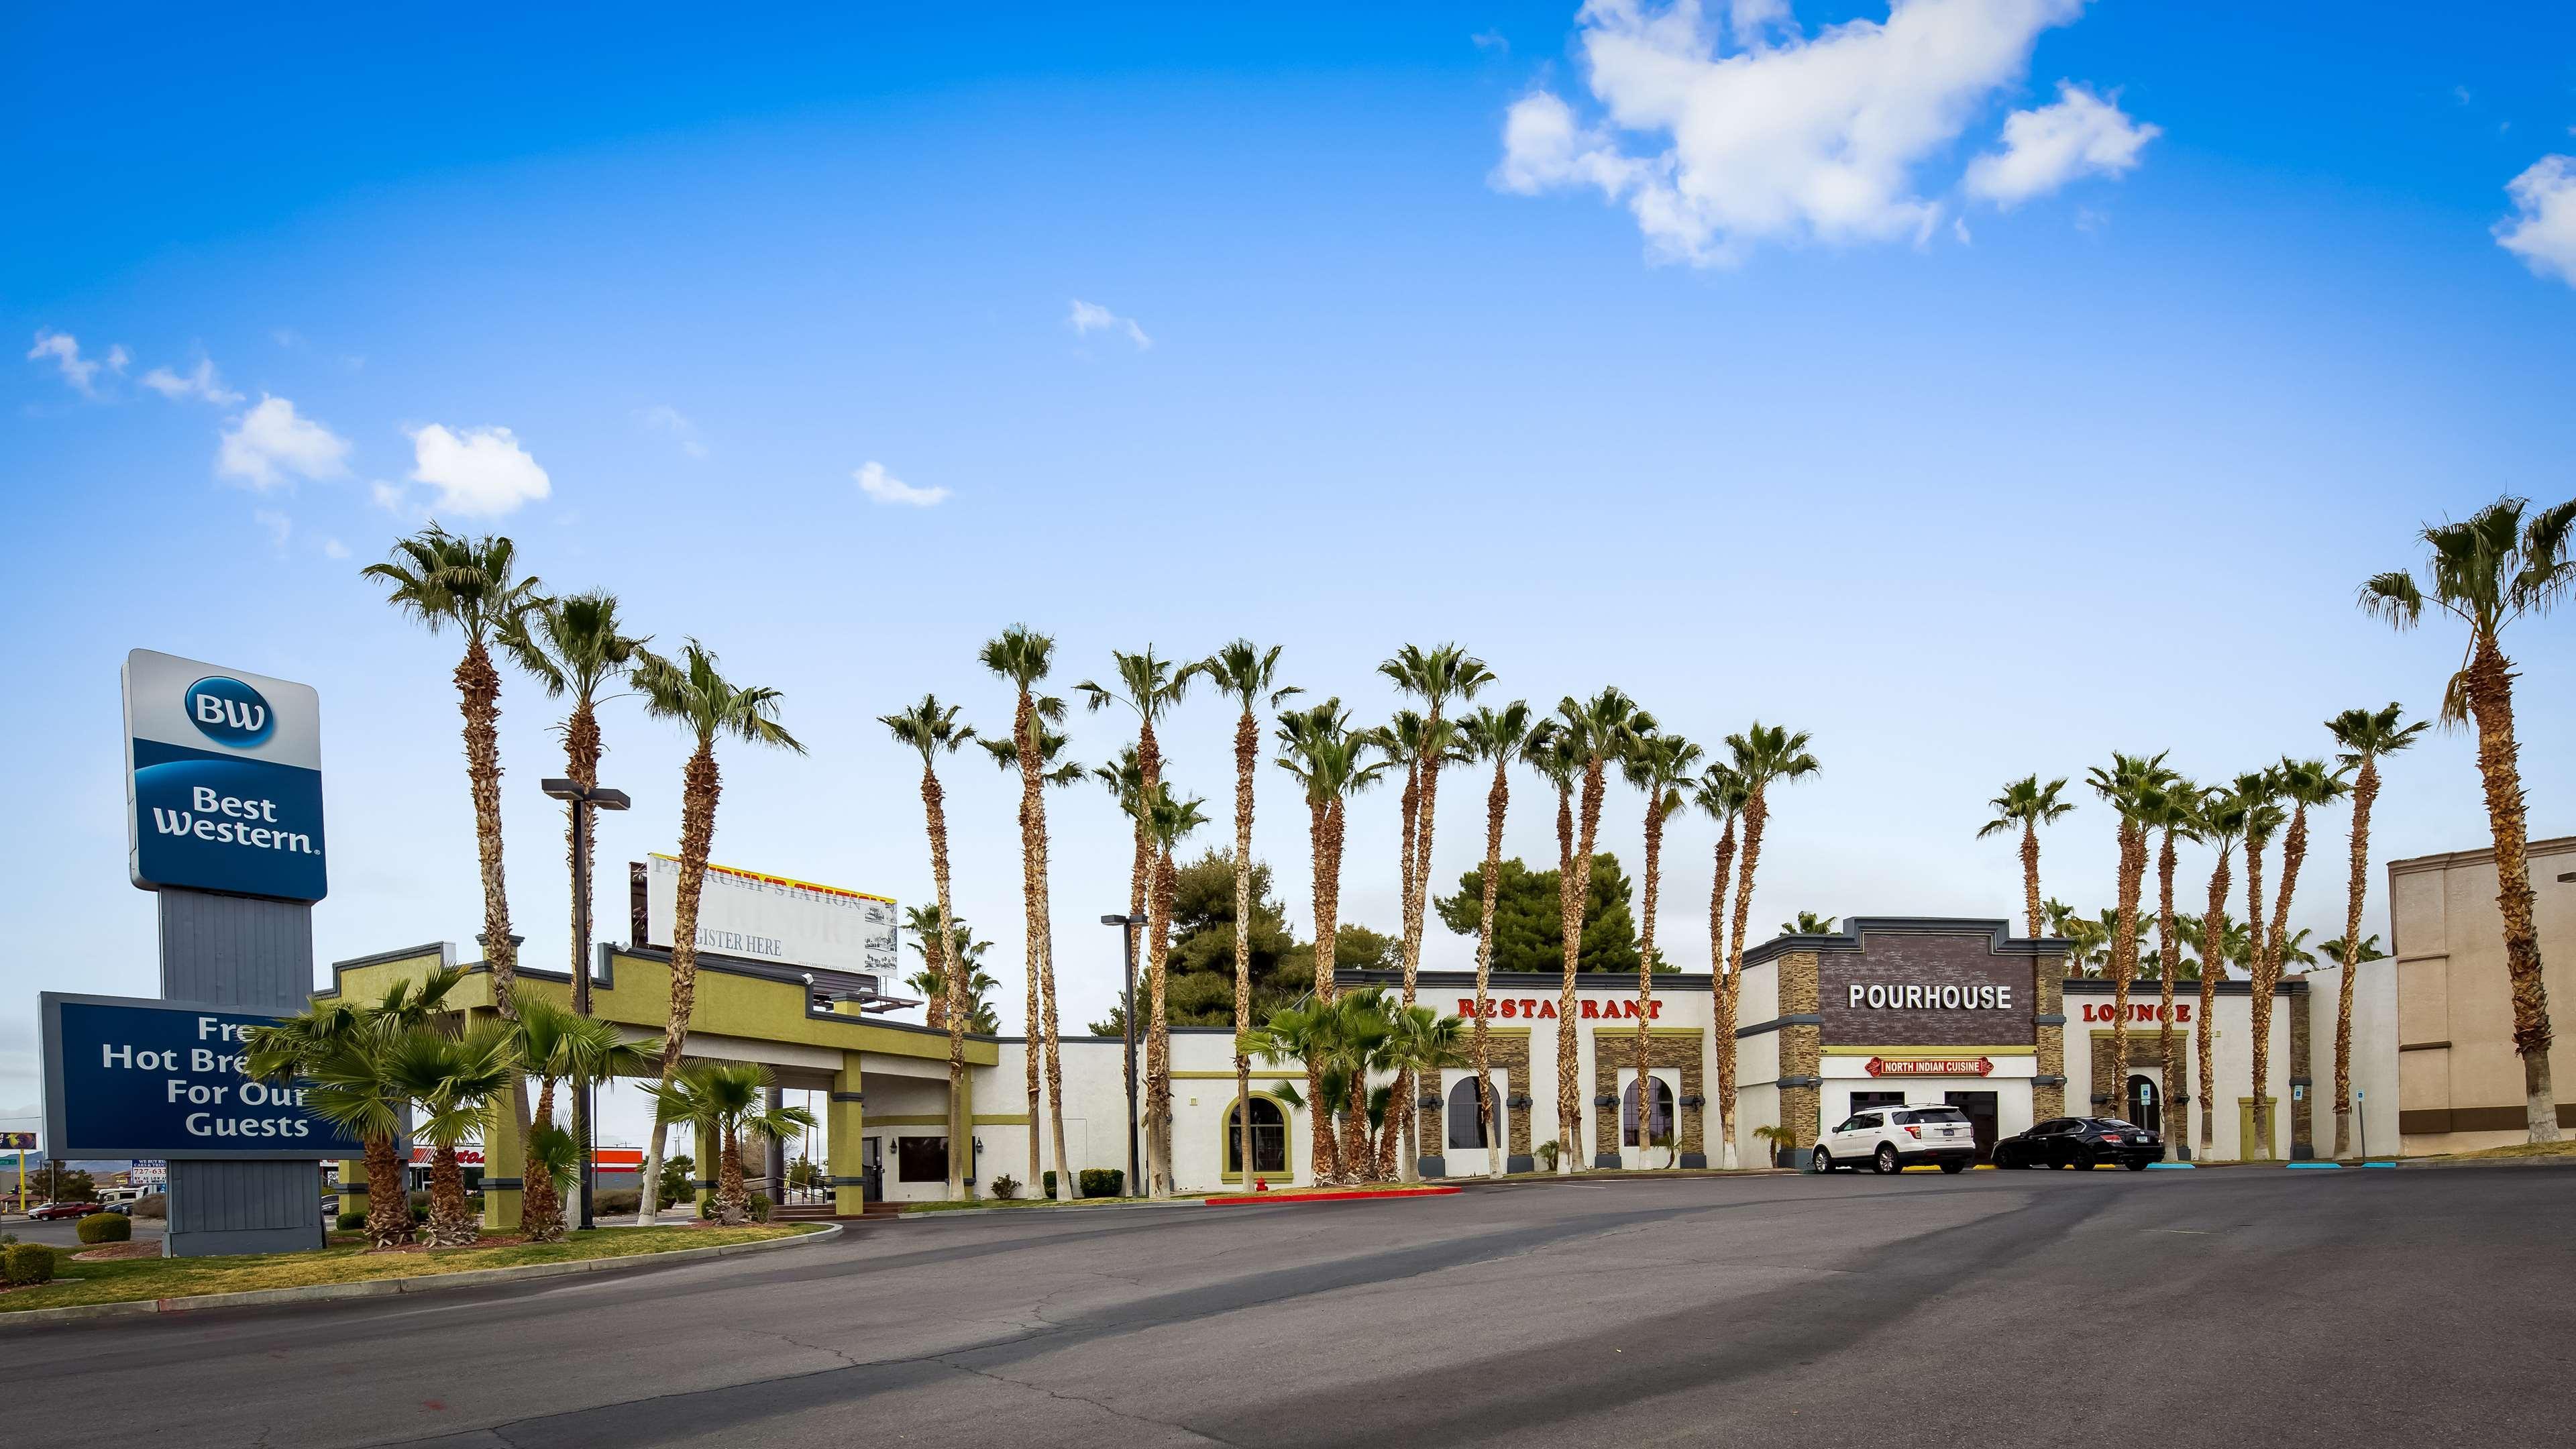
[40,994,365,1159]
[124,649,327,902]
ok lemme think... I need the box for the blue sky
[7,3,2574,1140]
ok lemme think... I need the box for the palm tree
[1138,784,1210,1198]
[1978,775,2076,938]
[1077,649,1195,1012]
[1381,1001,1470,1174]
[1458,702,1540,1176]
[1378,645,1492,1175]
[630,643,803,1222]
[500,588,649,1224]
[1246,990,1400,1183]
[904,918,1002,1033]
[501,993,651,1240]
[2320,933,2386,967]
[1187,641,1299,1197]
[1690,763,1750,1167]
[1552,689,1656,1170]
[1719,722,1820,1171]
[2088,753,2174,1130]
[2137,777,2199,1161]
[2322,704,2427,1157]
[1527,726,1583,1158]
[980,625,1085,1198]
[246,968,468,1248]
[2185,780,2247,1165]
[881,694,975,1200]
[650,1061,817,1224]
[1364,708,1470,1179]
[1274,700,1389,1179]
[2231,768,2286,1157]
[2361,496,2573,1142]
[1778,912,1839,936]
[387,1022,519,1246]
[2247,756,2349,1160]
[1620,729,1700,1167]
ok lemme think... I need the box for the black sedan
[1994,1116,2163,1171]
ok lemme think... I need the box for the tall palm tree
[630,643,802,1222]
[1140,785,1210,1197]
[1187,641,1299,1196]
[1690,763,1750,1167]
[2137,777,2200,1161]
[1379,644,1492,1175]
[1246,989,1402,1183]
[1620,730,1700,1167]
[2087,752,2173,1128]
[1077,649,1195,1010]
[1552,689,1656,1170]
[2361,496,2573,1142]
[501,588,649,1220]
[980,625,1083,1198]
[1458,702,1540,1177]
[1364,708,1470,1178]
[388,1021,519,1246]
[1526,725,1584,1166]
[502,992,651,1240]
[1275,700,1389,1181]
[2188,786,2249,1160]
[2232,768,2286,1158]
[2248,756,2349,1159]
[246,968,468,1248]
[1720,723,1820,1171]
[650,1061,817,1225]
[1977,775,2076,938]
[2323,703,2428,1156]
[881,694,976,1200]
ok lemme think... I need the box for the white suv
[1809,1104,1978,1175]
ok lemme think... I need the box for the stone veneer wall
[1589,1030,1707,1157]
[1424,1028,1535,1159]
[2290,998,2313,1157]
[2033,959,2067,1120]
[1776,951,1822,1150]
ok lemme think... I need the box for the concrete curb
[0,1224,839,1332]
[896,1199,1205,1220]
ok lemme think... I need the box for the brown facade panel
[2400,1104,2576,1135]
[1817,933,2039,1048]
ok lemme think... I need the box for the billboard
[123,649,327,901]
[643,855,898,981]
[40,994,366,1159]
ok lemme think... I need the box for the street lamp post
[1101,914,1142,1196]
[543,777,631,1232]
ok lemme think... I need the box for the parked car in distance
[28,1199,109,1220]
[1809,1105,1980,1174]
[1994,1116,2161,1171]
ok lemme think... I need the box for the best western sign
[123,649,326,901]
[40,994,364,1159]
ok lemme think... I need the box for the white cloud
[216,395,352,490]
[1472,30,1510,53]
[139,356,244,405]
[1067,299,1152,348]
[402,424,552,517]
[855,460,949,507]
[1964,82,2158,207]
[2496,154,2576,287]
[1495,0,2114,265]
[27,330,127,395]
[636,404,708,458]
[253,508,292,557]
[321,537,350,560]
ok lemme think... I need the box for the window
[1850,1090,1906,1112]
[1622,1077,1676,1147]
[896,1136,947,1183]
[1447,1077,1500,1150]
[2037,1119,2077,1135]
[1896,1108,1970,1125]
[1225,1097,1289,1177]
[1833,1113,1880,1134]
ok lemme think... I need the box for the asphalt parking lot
[12,1164,2573,1448]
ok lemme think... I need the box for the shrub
[1078,1168,1124,1199]
[337,1210,368,1231]
[989,1175,1020,1201]
[749,1191,773,1223]
[131,1193,167,1220]
[596,1189,641,1216]
[3,1242,58,1285]
[78,1212,133,1245]
[1535,1140,1562,1173]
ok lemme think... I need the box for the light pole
[1102,914,1141,1195]
[543,777,630,1232]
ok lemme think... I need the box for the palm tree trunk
[1307,797,1336,1182]
[2155,828,2182,1162]
[2244,831,2271,1160]
[1381,757,1419,1185]
[2335,759,2379,1157]
[1475,758,1509,1177]
[428,1144,475,1247]
[636,742,720,1224]
[1132,718,1162,1187]
[1552,779,1576,1171]
[1232,710,1257,1187]
[2020,819,2043,940]
[563,698,600,1234]
[2108,822,2145,1128]
[1016,698,1075,1204]
[920,764,967,1200]
[2463,638,2559,1141]
[1327,801,1372,1179]
[1633,796,1665,1169]
[521,1077,561,1240]
[718,1128,748,1225]
[2256,802,2314,1161]
[1146,846,1178,1199]
[2197,851,2230,1161]
[1393,717,1449,1184]
[364,1133,409,1248]
[456,638,533,1205]
[1013,692,1044,1193]
[1725,793,1770,1171]
[1709,818,1737,1169]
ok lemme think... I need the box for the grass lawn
[0,1224,819,1313]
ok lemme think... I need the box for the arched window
[1447,1077,1500,1150]
[1225,1096,1289,1177]
[2125,1074,2161,1135]
[1622,1077,1676,1148]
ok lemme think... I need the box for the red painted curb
[1202,1185,1463,1207]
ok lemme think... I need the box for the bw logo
[185,676,274,749]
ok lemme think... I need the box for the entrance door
[2238,1097,2278,1161]
[1944,1091,2000,1163]
[2125,1075,2161,1134]
[860,1138,883,1202]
